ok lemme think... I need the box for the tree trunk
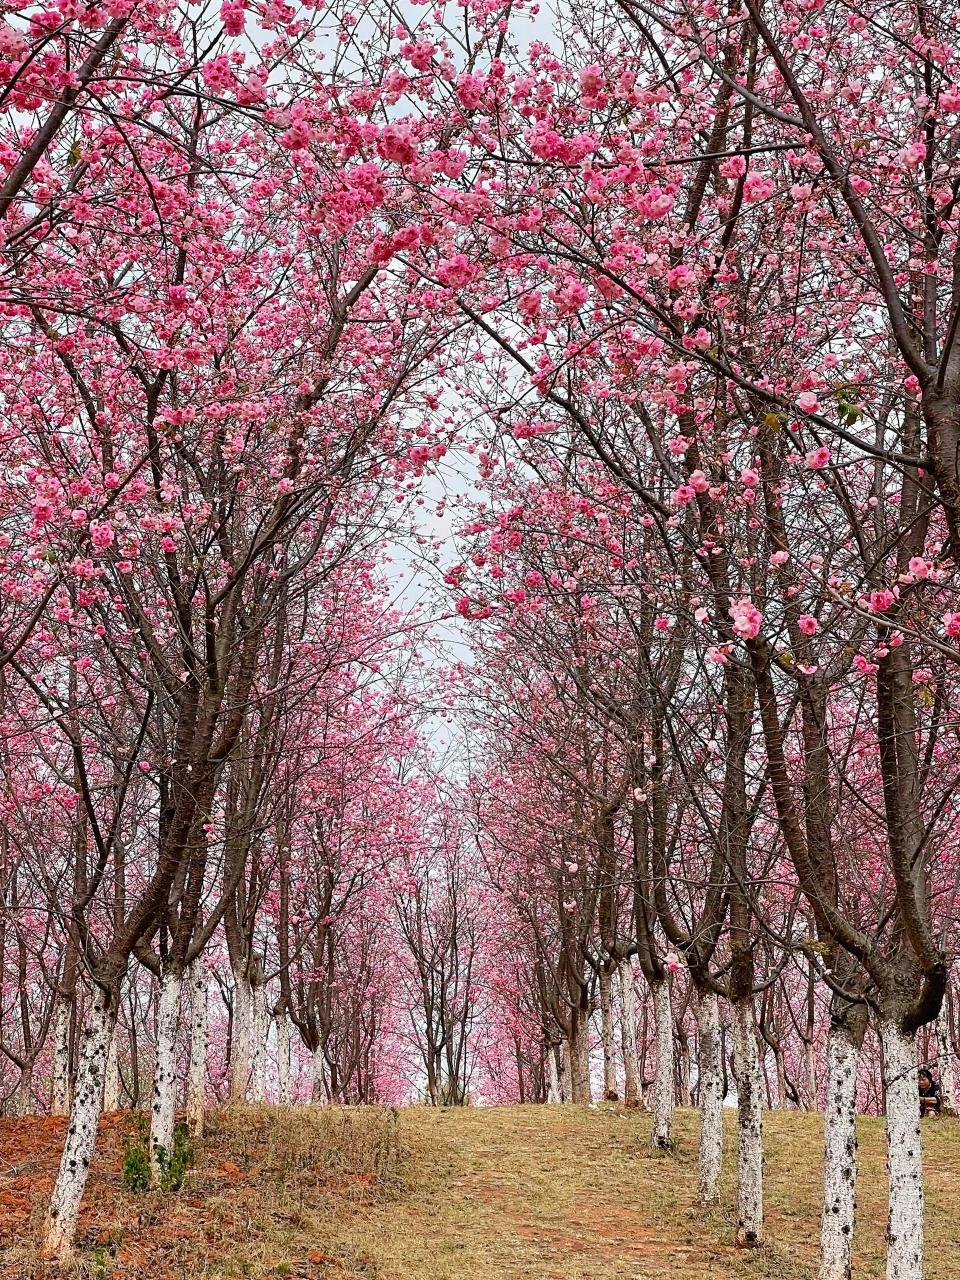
[149,964,184,1185]
[650,977,674,1150]
[250,981,269,1104]
[880,1021,924,1280]
[936,997,956,1114]
[599,966,618,1100]
[820,1023,860,1280]
[50,992,72,1116]
[103,1023,121,1113]
[805,1040,818,1111]
[733,997,764,1247]
[276,1011,291,1106]
[311,1045,326,1104]
[40,986,117,1262]
[568,1018,591,1103]
[697,988,724,1205]
[619,959,640,1105]
[546,1044,560,1103]
[229,966,252,1102]
[16,1061,33,1117]
[187,961,208,1136]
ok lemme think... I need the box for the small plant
[122,1116,194,1193]
[122,1116,150,1193]
[154,1121,195,1192]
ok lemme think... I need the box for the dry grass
[1,1104,958,1279]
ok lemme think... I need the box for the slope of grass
[1,1103,958,1278]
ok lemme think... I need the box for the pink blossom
[943,612,960,639]
[90,521,114,549]
[805,446,831,470]
[729,597,763,639]
[797,615,818,636]
[797,392,820,414]
[867,589,895,613]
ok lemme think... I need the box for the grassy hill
[2,1104,958,1279]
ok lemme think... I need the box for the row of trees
[0,2,959,1279]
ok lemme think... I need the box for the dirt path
[344,1106,960,1280]
[2,1105,959,1279]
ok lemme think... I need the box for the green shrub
[122,1116,194,1193]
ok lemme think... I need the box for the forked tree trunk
[619,960,640,1105]
[229,966,252,1102]
[880,1022,924,1280]
[149,965,184,1184]
[820,1023,860,1280]
[650,977,674,1150]
[103,1023,121,1112]
[733,997,764,1247]
[936,998,956,1114]
[599,966,618,1099]
[697,988,723,1204]
[250,981,269,1103]
[276,1010,291,1106]
[40,986,117,1262]
[50,993,72,1116]
[187,961,208,1136]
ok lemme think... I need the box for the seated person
[919,1068,942,1116]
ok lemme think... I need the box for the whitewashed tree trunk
[697,988,723,1204]
[619,959,640,1105]
[40,986,117,1262]
[16,1062,33,1117]
[187,961,208,1136]
[650,977,674,1150]
[311,1045,326,1104]
[276,1010,291,1106]
[880,1022,924,1280]
[103,1023,121,1112]
[229,966,252,1102]
[149,965,184,1185]
[546,1043,561,1103]
[733,997,764,1247]
[599,966,618,1099]
[820,1024,860,1280]
[936,998,956,1114]
[51,993,72,1116]
[556,1039,570,1102]
[250,981,269,1103]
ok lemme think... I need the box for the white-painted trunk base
[229,969,252,1102]
[819,1025,859,1280]
[880,1022,924,1280]
[599,966,618,1099]
[187,962,208,1136]
[250,983,269,1104]
[936,1000,956,1115]
[733,998,764,1247]
[103,1023,121,1112]
[40,987,117,1262]
[149,966,183,1185]
[276,1011,291,1107]
[697,989,723,1204]
[51,994,72,1116]
[619,960,640,1106]
[651,978,674,1150]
